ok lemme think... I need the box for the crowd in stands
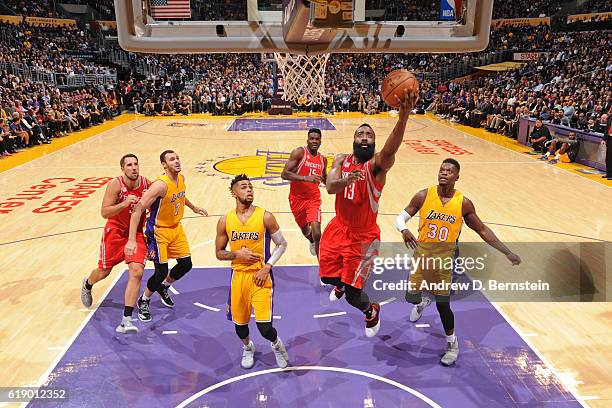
[193,0,247,21]
[81,0,116,20]
[579,0,612,13]
[0,74,120,156]
[492,0,569,19]
[1,0,610,160]
[428,30,611,141]
[369,0,441,21]
[0,23,111,76]
[119,53,275,115]
[3,0,56,18]
[0,20,120,157]
[3,0,610,21]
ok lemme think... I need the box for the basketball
[381,70,419,108]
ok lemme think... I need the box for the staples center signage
[0,177,112,215]
[491,17,550,28]
[513,52,550,61]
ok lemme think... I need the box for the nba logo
[440,0,461,20]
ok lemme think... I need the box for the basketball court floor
[1,113,610,407]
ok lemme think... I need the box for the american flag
[150,0,191,19]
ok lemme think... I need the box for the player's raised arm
[395,189,427,249]
[281,147,309,182]
[374,89,418,174]
[462,197,521,265]
[326,153,360,194]
[100,178,132,219]
[125,180,167,256]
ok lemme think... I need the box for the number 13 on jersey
[344,183,355,200]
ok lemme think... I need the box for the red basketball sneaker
[365,303,380,337]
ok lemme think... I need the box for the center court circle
[176,366,442,408]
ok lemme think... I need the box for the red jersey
[335,154,383,230]
[106,176,148,232]
[288,146,324,199]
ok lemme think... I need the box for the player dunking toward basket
[281,128,327,258]
[320,89,418,337]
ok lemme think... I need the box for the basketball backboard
[114,0,492,55]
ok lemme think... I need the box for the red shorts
[319,217,380,289]
[289,195,321,229]
[98,226,147,270]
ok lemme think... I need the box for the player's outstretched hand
[124,239,137,257]
[507,252,521,265]
[253,264,271,287]
[397,88,419,118]
[402,229,418,250]
[192,206,208,216]
[236,246,261,263]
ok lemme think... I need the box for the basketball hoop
[274,52,330,106]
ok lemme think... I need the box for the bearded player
[320,89,418,337]
[81,154,150,334]
[281,128,327,258]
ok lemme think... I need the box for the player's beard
[125,173,139,181]
[353,141,375,163]
[238,196,253,205]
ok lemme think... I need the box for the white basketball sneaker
[271,338,289,368]
[241,341,255,369]
[409,297,432,322]
[441,337,459,366]
[329,286,345,302]
[115,317,138,334]
[81,277,92,308]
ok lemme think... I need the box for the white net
[274,53,330,106]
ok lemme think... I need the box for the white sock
[544,152,550,157]
[243,340,254,350]
[555,153,560,160]
[446,334,457,344]
[272,338,282,348]
[161,280,170,287]
[142,293,150,301]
